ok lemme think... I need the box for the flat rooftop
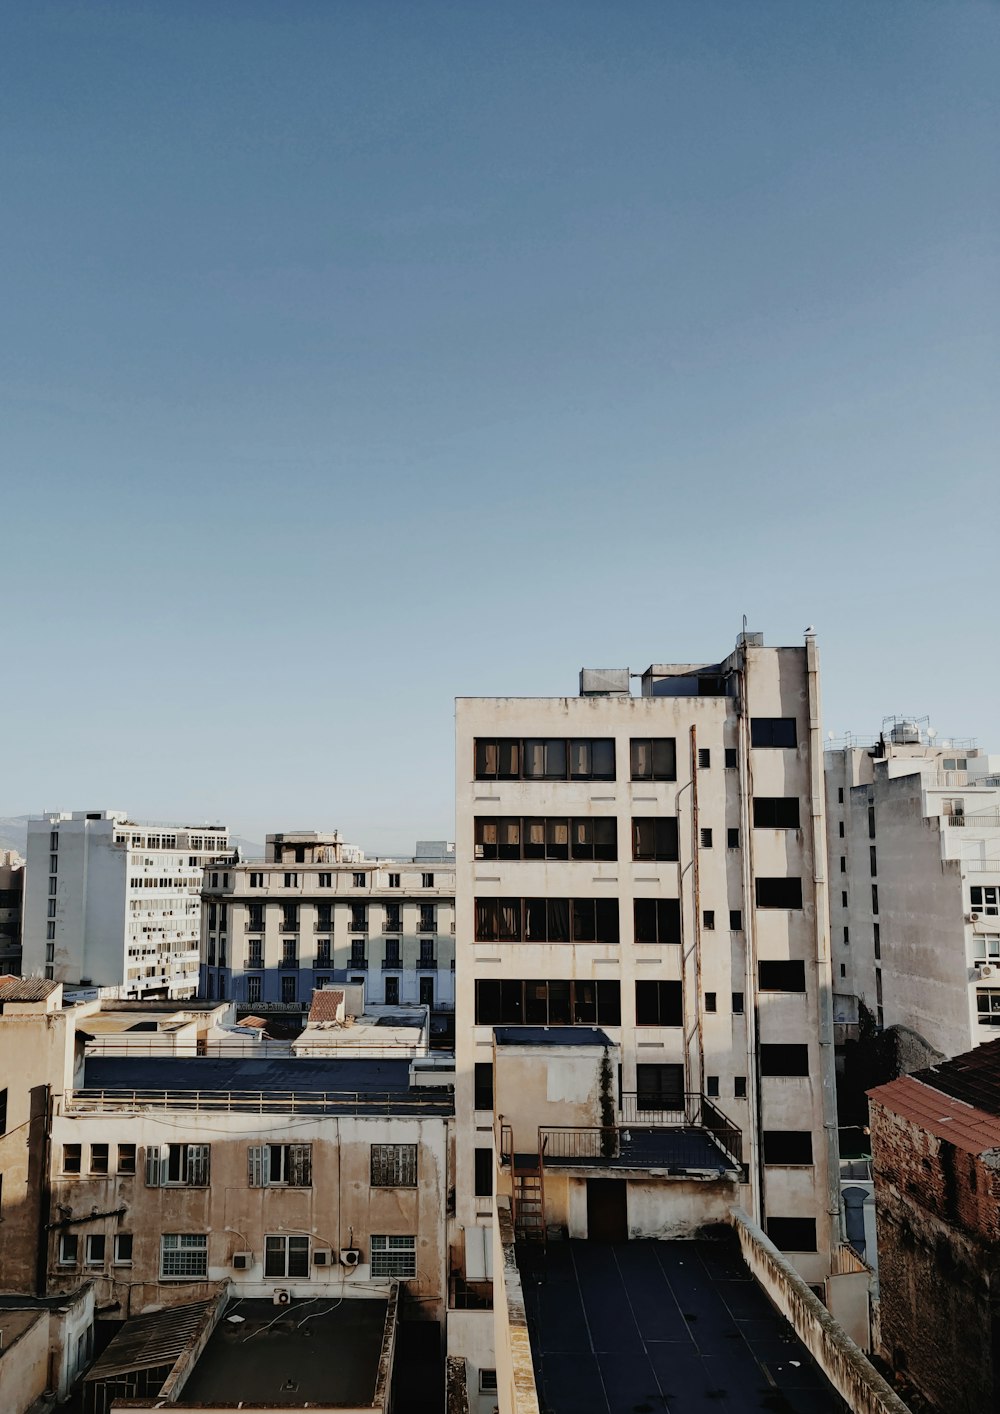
[517,1239,842,1414]
[538,1128,739,1175]
[495,1026,614,1047]
[82,1056,453,1113]
[179,1298,388,1407]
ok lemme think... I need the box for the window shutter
[247,1145,265,1188]
[144,1145,164,1187]
[187,1144,210,1187]
[289,1144,311,1187]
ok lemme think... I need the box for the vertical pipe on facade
[806,636,844,1254]
[737,651,765,1226]
[689,726,705,1098]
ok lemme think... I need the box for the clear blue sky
[2,1,997,852]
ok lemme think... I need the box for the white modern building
[201,832,455,1021]
[22,812,229,999]
[825,721,1000,1059]
[452,631,842,1301]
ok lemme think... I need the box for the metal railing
[947,813,1000,828]
[381,958,402,970]
[417,957,437,971]
[697,1095,743,1165]
[618,1092,698,1127]
[539,1127,619,1162]
[65,1086,453,1115]
[348,957,368,970]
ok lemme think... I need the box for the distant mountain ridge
[0,816,261,860]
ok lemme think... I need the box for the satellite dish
[927,728,937,740]
[828,731,835,741]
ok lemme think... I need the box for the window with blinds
[247,1143,312,1187]
[370,1144,418,1188]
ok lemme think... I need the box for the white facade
[825,725,1000,1058]
[22,812,229,999]
[202,831,456,1016]
[454,634,841,1289]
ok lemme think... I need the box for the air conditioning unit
[339,1248,361,1268]
[981,966,995,979]
[970,913,982,922]
[232,1252,251,1270]
[313,1250,331,1267]
[272,1288,291,1306]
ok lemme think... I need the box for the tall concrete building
[452,631,841,1311]
[201,832,455,1023]
[22,812,229,999]
[825,724,1000,1059]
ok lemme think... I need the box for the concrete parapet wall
[492,1199,540,1414]
[730,1209,911,1414]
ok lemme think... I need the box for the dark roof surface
[910,1036,1000,1118]
[180,1298,388,1407]
[518,1239,843,1414]
[84,1300,213,1382]
[541,1128,740,1174]
[494,1026,613,1047]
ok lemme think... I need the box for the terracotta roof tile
[868,1074,1000,1154]
[0,978,59,1003]
[308,990,345,1023]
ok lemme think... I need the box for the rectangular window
[843,926,850,945]
[477,817,617,862]
[85,1234,106,1266]
[758,960,806,992]
[89,1143,109,1175]
[629,817,678,862]
[353,872,366,888]
[480,1370,499,1394]
[246,976,262,1003]
[419,904,436,932]
[281,975,297,1003]
[160,1233,208,1279]
[874,922,881,959]
[248,1144,313,1188]
[63,1143,82,1174]
[388,873,400,889]
[724,748,738,769]
[50,830,59,851]
[114,1233,133,1265]
[46,922,55,941]
[635,980,683,1026]
[630,738,677,781]
[634,898,681,945]
[474,1062,494,1111]
[868,805,876,839]
[765,1217,817,1251]
[474,898,618,944]
[752,797,801,829]
[700,828,713,848]
[971,887,1000,917]
[707,1075,719,1097]
[350,904,368,931]
[316,938,331,964]
[476,738,614,781]
[732,992,744,1015]
[250,871,264,887]
[59,1233,78,1265]
[636,1063,684,1109]
[755,878,803,909]
[702,910,715,930]
[421,872,435,888]
[976,989,1000,1026]
[384,976,399,1004]
[871,884,879,915]
[730,909,743,931]
[146,1143,210,1187]
[384,938,401,965]
[264,1234,310,1279]
[698,748,711,769]
[727,828,739,849]
[734,1076,747,1098]
[870,846,877,877]
[474,979,620,1026]
[318,872,332,888]
[0,1088,6,1136]
[705,992,717,1013]
[47,899,56,918]
[763,1131,814,1165]
[371,1144,418,1187]
[474,1148,493,1197]
[283,872,298,888]
[371,1235,416,1279]
[751,718,798,748]
[760,1044,809,1077]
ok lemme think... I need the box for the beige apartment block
[452,632,841,1307]
[201,831,455,1019]
[825,721,1000,1059]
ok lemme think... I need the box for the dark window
[475,980,620,1026]
[474,1063,494,1111]
[707,1075,719,1097]
[753,798,800,829]
[474,898,618,943]
[114,1233,133,1264]
[419,904,436,931]
[838,822,844,838]
[371,1144,417,1187]
[751,718,798,748]
[766,1217,817,1251]
[635,980,683,1026]
[474,1148,493,1197]
[841,890,848,908]
[63,1144,82,1174]
[636,1063,684,1108]
[89,1144,109,1175]
[281,975,296,1003]
[700,828,713,848]
[868,806,876,840]
[732,992,744,1014]
[838,788,844,804]
[724,748,738,769]
[705,992,717,1012]
[763,1131,814,1165]
[841,964,846,978]
[632,818,678,862]
[870,846,877,877]
[475,738,614,781]
[475,739,520,779]
[874,923,881,959]
[0,1088,6,1136]
[727,828,739,849]
[384,976,399,1004]
[734,1076,747,1098]
[703,910,715,930]
[760,1044,810,1077]
[698,748,711,769]
[118,1144,137,1174]
[634,898,681,945]
[730,909,743,931]
[755,878,803,909]
[758,961,806,992]
[840,857,847,874]
[630,738,677,781]
[843,927,849,945]
[872,884,879,915]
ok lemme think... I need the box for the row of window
[56,1231,418,1279]
[473,975,807,1026]
[473,722,798,781]
[250,870,437,890]
[240,941,440,968]
[61,1141,418,1188]
[473,881,802,944]
[243,904,444,931]
[233,972,437,1005]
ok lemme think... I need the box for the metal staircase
[512,1155,546,1242]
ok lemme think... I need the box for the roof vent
[579,668,630,697]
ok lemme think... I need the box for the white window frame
[114,1233,133,1266]
[974,934,1000,965]
[58,1232,78,1265]
[85,1233,106,1266]
[370,1234,416,1278]
[247,1144,312,1188]
[264,1233,310,1279]
[145,1143,210,1188]
[160,1233,208,1280]
[972,886,1000,917]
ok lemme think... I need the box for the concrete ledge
[730,1208,911,1414]
[494,1198,541,1414]
[446,1355,471,1414]
[372,1281,401,1413]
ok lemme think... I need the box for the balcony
[349,921,369,934]
[279,921,299,933]
[279,956,299,970]
[348,957,368,971]
[245,956,263,970]
[382,958,402,971]
[417,956,438,971]
[314,919,334,932]
[245,921,265,933]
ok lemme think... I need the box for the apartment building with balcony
[21,812,229,1000]
[452,631,842,1322]
[825,721,1000,1059]
[201,832,455,1020]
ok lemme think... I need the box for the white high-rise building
[825,722,1000,1059]
[22,811,229,999]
